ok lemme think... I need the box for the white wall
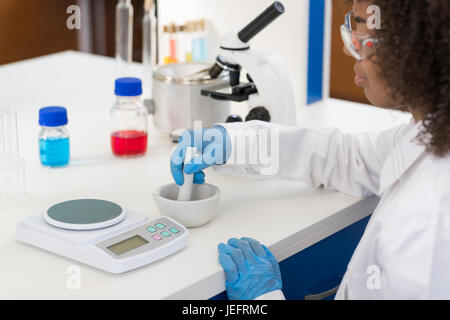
[158,0,310,107]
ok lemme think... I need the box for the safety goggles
[340,11,380,61]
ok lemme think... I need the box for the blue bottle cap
[114,77,143,96]
[39,106,68,127]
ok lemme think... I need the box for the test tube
[0,107,26,201]
[191,21,199,62]
[184,22,193,62]
[169,23,178,63]
[177,24,188,63]
[143,0,157,100]
[198,19,207,62]
[162,25,171,64]
[115,0,134,77]
[0,108,19,156]
[0,110,4,155]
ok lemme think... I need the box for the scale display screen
[107,235,148,255]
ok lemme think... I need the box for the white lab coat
[215,119,450,299]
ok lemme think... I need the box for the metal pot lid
[153,62,228,85]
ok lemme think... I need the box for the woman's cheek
[361,61,394,107]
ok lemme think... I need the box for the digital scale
[16,199,189,274]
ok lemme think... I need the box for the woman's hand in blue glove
[218,237,282,300]
[170,126,231,186]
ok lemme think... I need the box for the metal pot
[151,63,231,134]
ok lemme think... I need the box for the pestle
[177,146,197,201]
[153,147,221,228]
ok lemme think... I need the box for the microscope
[201,1,297,125]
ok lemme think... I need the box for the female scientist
[170,0,450,299]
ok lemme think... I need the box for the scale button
[169,227,180,234]
[161,231,171,237]
[146,226,157,233]
[152,235,163,241]
[155,223,165,229]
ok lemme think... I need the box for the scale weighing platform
[16,199,189,273]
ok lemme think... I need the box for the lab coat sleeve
[254,290,286,300]
[214,120,404,197]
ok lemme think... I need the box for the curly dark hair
[344,0,450,156]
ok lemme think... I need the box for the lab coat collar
[378,120,426,195]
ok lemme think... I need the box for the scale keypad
[97,216,187,259]
[146,222,180,240]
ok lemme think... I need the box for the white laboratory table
[0,51,411,299]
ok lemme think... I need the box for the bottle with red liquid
[111,78,148,157]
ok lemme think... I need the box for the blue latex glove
[218,237,282,300]
[170,126,231,186]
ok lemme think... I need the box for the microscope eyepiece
[238,1,285,43]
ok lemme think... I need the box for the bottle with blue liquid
[38,106,70,167]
